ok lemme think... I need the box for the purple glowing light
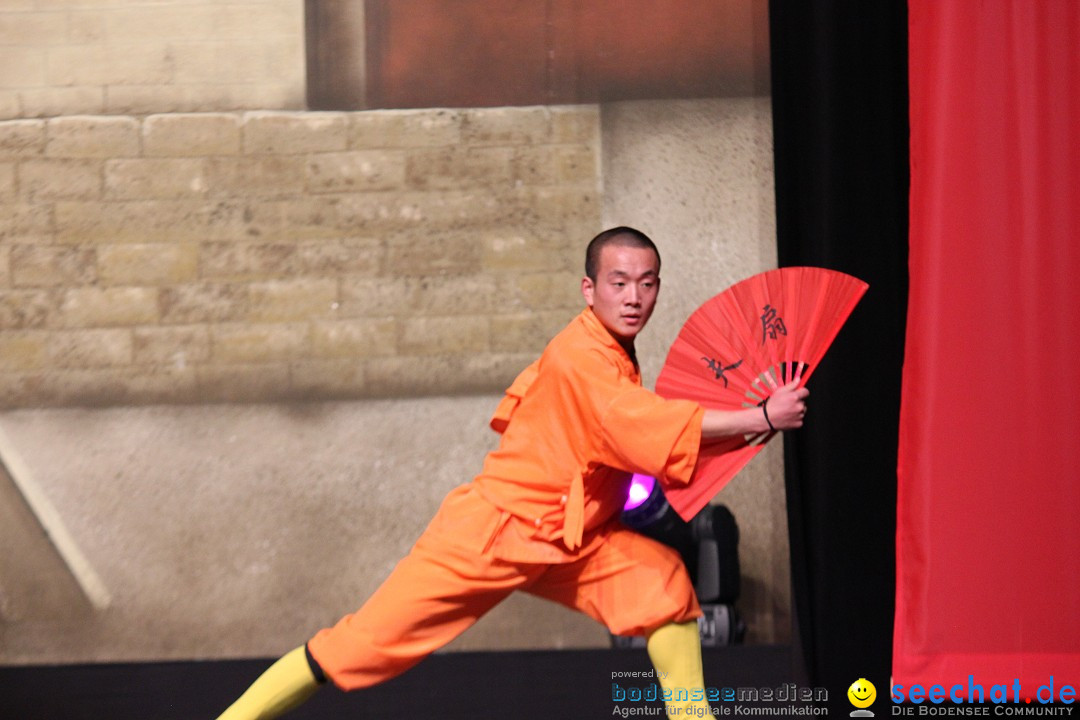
[624,473,657,511]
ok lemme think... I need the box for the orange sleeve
[563,348,704,487]
[600,387,704,488]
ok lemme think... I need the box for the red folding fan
[655,266,868,520]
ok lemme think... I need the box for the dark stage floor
[1,645,798,719]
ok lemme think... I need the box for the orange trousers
[307,488,700,691]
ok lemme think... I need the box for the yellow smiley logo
[848,678,876,708]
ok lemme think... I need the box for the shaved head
[584,227,660,282]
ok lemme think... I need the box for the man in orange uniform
[216,227,808,719]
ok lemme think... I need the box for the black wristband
[762,397,777,433]
[305,643,328,684]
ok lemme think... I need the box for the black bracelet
[762,397,777,433]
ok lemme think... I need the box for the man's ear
[581,276,595,306]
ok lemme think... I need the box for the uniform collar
[579,307,639,370]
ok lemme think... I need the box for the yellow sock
[646,620,712,717]
[215,646,322,720]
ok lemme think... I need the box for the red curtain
[896,0,1080,699]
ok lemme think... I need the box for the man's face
[581,243,661,345]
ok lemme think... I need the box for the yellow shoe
[647,621,712,717]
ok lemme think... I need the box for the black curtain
[769,1,908,712]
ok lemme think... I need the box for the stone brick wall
[0,106,601,407]
[0,0,304,120]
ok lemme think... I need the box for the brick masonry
[0,107,602,407]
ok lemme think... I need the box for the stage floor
[1,645,798,719]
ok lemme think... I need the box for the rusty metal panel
[365,0,551,108]
[352,0,766,109]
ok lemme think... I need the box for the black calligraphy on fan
[701,357,743,388]
[760,304,788,344]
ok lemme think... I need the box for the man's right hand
[699,379,810,440]
[763,380,809,431]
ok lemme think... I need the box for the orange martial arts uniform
[307,307,707,691]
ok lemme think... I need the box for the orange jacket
[471,308,704,560]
